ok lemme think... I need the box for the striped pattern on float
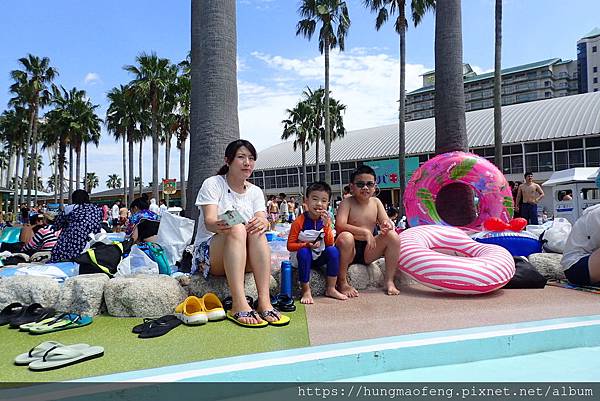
[399,225,515,294]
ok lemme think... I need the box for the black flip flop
[0,303,24,326]
[133,315,179,334]
[138,315,182,338]
[276,294,296,312]
[9,303,56,329]
[223,296,253,311]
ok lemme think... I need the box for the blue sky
[1,0,598,191]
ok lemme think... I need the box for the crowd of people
[1,138,599,327]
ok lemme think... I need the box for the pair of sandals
[21,313,93,334]
[14,341,104,371]
[0,302,56,329]
[222,294,296,312]
[132,315,182,338]
[222,295,290,328]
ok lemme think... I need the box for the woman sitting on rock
[561,203,600,286]
[191,139,289,328]
[50,189,102,262]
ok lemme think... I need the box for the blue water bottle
[280,260,293,297]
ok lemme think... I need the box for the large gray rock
[0,276,60,309]
[529,253,565,280]
[291,268,327,297]
[55,274,110,316]
[188,273,278,300]
[104,275,187,317]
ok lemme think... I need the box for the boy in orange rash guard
[287,182,347,304]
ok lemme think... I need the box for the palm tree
[8,54,58,204]
[433,0,475,226]
[302,87,324,177]
[302,87,347,182]
[297,0,350,185]
[85,172,99,192]
[187,0,240,219]
[176,53,191,210]
[46,86,89,204]
[0,107,28,215]
[364,0,435,215]
[124,52,176,201]
[493,0,503,170]
[282,101,314,196]
[107,85,132,206]
[106,174,122,189]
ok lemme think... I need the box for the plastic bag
[115,244,159,276]
[542,218,572,254]
[156,211,195,267]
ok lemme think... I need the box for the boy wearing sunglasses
[335,165,401,296]
[287,182,347,304]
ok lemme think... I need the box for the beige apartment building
[406,58,579,121]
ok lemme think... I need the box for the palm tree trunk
[324,38,331,185]
[84,142,88,192]
[165,132,171,205]
[434,0,467,154]
[434,0,475,227]
[69,145,74,198]
[139,139,143,197]
[315,134,320,182]
[151,96,159,202]
[398,5,407,216]
[54,147,59,203]
[25,107,36,204]
[179,138,186,209]
[493,0,503,170]
[13,152,20,218]
[33,144,38,205]
[76,148,81,190]
[187,0,240,220]
[19,147,27,205]
[59,140,66,205]
[5,153,14,192]
[301,142,307,197]
[128,137,134,203]
[122,135,128,205]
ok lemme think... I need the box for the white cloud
[83,72,101,85]
[240,48,431,151]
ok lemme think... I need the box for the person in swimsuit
[334,165,401,297]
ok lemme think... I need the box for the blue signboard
[365,158,419,189]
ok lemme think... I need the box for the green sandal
[28,314,92,334]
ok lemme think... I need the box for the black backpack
[75,241,130,277]
[503,256,547,289]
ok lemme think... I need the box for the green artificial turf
[0,306,308,382]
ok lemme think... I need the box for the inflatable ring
[399,225,515,294]
[404,151,514,230]
[472,230,542,257]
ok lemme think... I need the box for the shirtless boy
[335,165,401,296]
[515,171,544,225]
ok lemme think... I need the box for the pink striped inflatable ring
[399,225,515,294]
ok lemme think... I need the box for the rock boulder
[0,276,60,309]
[55,274,110,316]
[104,275,187,317]
[528,253,565,280]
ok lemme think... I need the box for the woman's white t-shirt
[194,175,266,245]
